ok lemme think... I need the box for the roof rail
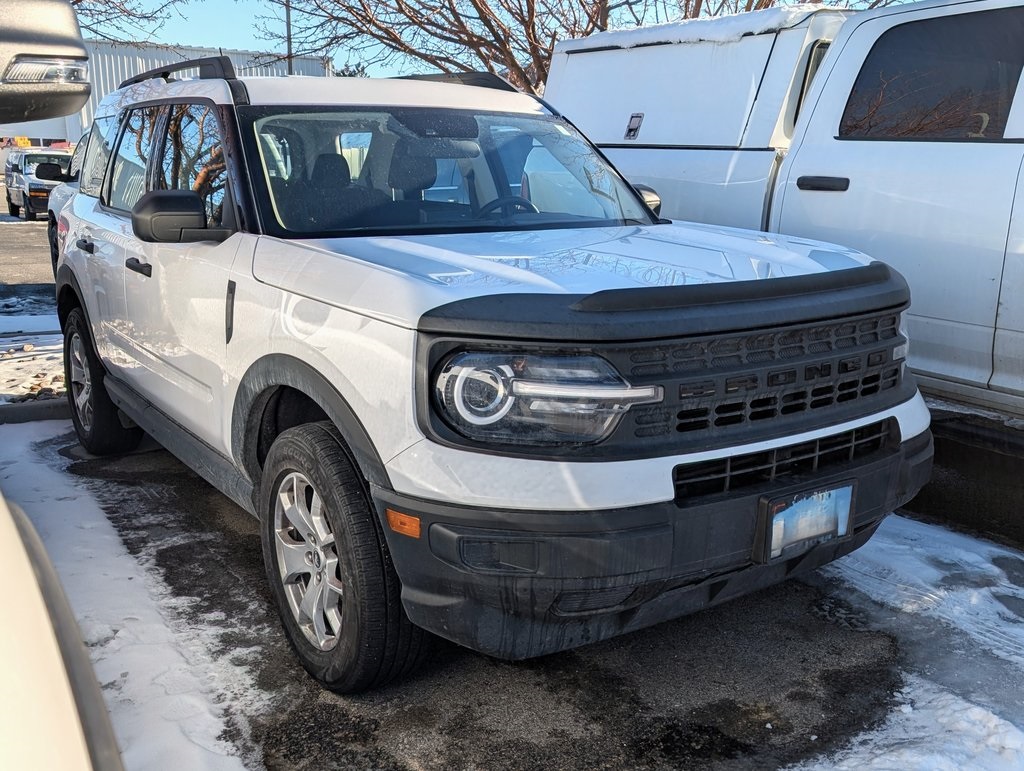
[119,56,237,90]
[395,72,520,93]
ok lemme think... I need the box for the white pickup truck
[545,0,1024,415]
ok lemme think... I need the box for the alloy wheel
[273,471,344,650]
[68,332,93,432]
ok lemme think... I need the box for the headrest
[388,141,437,192]
[311,153,351,187]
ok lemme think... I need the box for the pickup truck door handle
[125,257,152,278]
[797,176,850,192]
[75,238,95,254]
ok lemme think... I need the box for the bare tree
[259,0,903,93]
[70,0,190,42]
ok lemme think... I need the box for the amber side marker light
[386,509,421,539]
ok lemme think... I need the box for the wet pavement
[54,433,902,771]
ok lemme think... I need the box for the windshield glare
[244,107,652,236]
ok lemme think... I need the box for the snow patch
[794,676,1024,771]
[556,5,836,53]
[0,332,64,403]
[0,422,251,770]
[825,515,1024,667]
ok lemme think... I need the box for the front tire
[260,422,429,693]
[63,307,142,455]
[47,216,59,277]
[6,192,18,217]
[24,207,36,221]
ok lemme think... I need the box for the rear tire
[63,307,143,455]
[260,422,429,693]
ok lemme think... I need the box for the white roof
[555,5,847,53]
[241,76,547,113]
[97,75,548,118]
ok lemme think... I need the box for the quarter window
[160,104,228,226]
[79,116,118,198]
[840,8,1024,141]
[106,107,161,211]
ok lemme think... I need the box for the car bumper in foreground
[373,427,933,659]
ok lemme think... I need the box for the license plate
[766,484,854,560]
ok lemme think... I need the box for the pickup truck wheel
[24,207,37,221]
[6,193,18,217]
[260,422,429,693]
[63,308,143,455]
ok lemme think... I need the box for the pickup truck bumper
[373,426,933,659]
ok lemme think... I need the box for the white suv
[55,57,933,693]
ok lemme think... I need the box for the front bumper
[373,428,933,659]
[23,192,49,214]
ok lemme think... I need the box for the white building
[0,39,330,144]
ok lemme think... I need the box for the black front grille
[673,419,897,502]
[627,312,900,378]
[673,366,902,433]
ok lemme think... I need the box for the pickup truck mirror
[0,0,90,123]
[132,190,232,244]
[10,163,21,174]
[634,183,662,217]
[34,162,67,182]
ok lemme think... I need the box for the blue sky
[141,0,398,75]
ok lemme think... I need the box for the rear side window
[106,106,162,211]
[160,103,228,227]
[840,7,1024,141]
[79,116,119,197]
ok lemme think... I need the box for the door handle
[75,237,95,253]
[797,176,850,192]
[125,257,152,277]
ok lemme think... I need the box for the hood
[252,222,873,329]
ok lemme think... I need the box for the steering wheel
[476,196,540,217]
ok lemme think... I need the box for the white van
[546,0,1024,415]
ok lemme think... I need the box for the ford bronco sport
[55,57,933,693]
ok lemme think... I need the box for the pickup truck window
[840,7,1024,141]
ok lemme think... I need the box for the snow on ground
[0,421,250,770]
[825,515,1024,667]
[0,332,64,403]
[796,675,1024,771]
[0,312,65,404]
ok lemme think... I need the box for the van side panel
[992,158,1024,400]
[546,35,776,147]
[602,147,777,230]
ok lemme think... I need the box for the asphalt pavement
[4,208,1024,768]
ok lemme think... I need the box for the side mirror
[633,183,662,218]
[11,164,21,174]
[34,162,67,182]
[0,0,90,123]
[132,190,232,243]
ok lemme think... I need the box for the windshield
[24,153,71,174]
[240,106,654,237]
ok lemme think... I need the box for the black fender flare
[55,264,97,349]
[231,354,392,492]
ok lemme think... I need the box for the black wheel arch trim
[55,265,97,348]
[232,354,392,492]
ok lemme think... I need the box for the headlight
[434,351,662,445]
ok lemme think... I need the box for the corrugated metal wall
[0,39,329,142]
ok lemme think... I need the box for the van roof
[555,4,849,54]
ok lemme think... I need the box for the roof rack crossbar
[395,72,520,93]
[119,55,237,90]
